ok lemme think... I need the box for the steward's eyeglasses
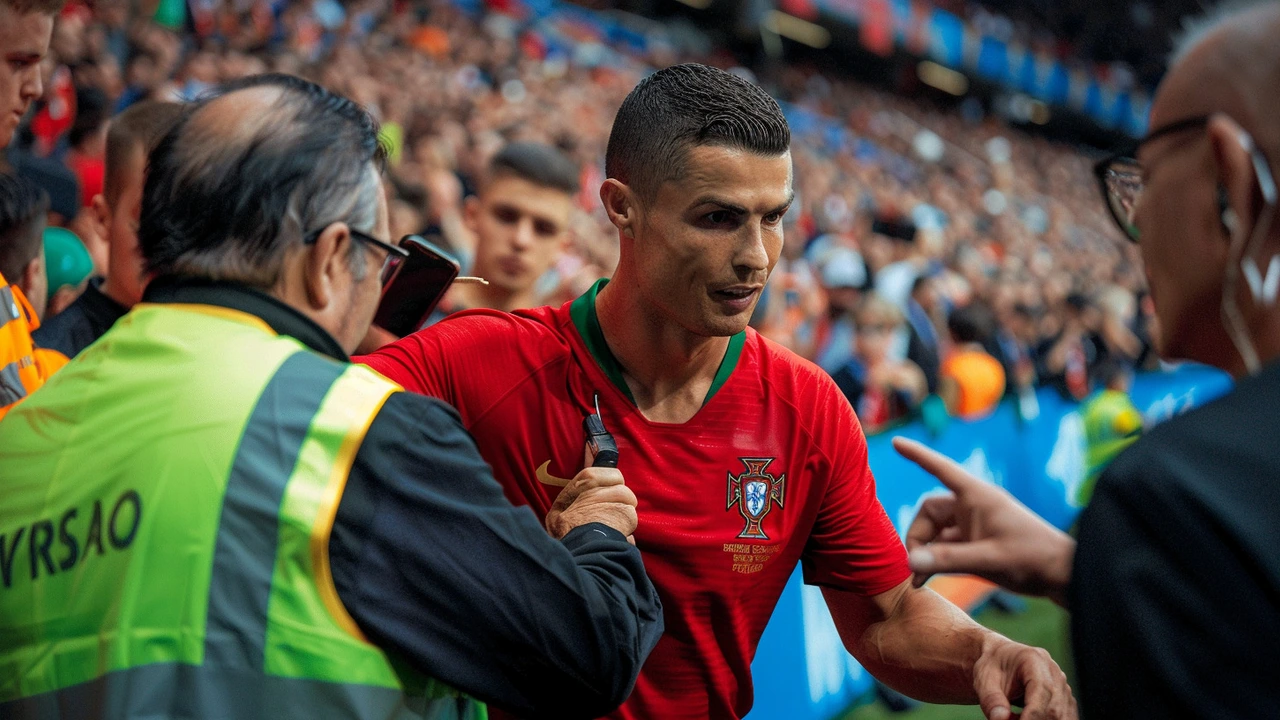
[1093,115,1277,244]
[303,226,410,284]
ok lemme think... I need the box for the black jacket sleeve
[329,391,664,719]
[1070,428,1280,720]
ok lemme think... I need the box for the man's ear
[1207,113,1265,242]
[20,254,42,297]
[600,178,637,239]
[303,223,353,311]
[90,194,111,234]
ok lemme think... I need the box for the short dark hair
[487,142,579,195]
[0,173,49,283]
[605,64,790,201]
[103,100,184,206]
[1,0,65,14]
[948,301,997,345]
[140,73,386,287]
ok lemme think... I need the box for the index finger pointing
[892,437,985,495]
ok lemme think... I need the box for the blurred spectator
[41,225,91,316]
[0,172,50,321]
[0,171,67,419]
[813,246,865,372]
[1076,359,1143,505]
[905,273,943,392]
[996,301,1041,394]
[64,86,109,209]
[1036,293,1108,401]
[34,100,182,357]
[939,301,1006,420]
[833,292,927,432]
[435,141,579,319]
[869,216,924,311]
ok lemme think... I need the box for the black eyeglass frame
[302,225,411,284]
[1093,116,1212,244]
[1094,115,1279,244]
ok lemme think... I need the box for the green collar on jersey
[569,278,745,407]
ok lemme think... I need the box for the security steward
[0,174,67,419]
[0,75,662,719]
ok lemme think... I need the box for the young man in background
[358,142,578,351]
[34,100,183,357]
[434,141,578,321]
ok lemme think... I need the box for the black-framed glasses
[1094,115,1280,244]
[1093,116,1210,244]
[303,226,410,284]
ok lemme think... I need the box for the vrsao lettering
[0,491,143,589]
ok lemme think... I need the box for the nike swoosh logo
[535,460,571,487]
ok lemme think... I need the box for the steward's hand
[895,437,1075,605]
[546,464,638,543]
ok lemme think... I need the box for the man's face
[0,6,53,148]
[1132,75,1228,363]
[466,174,572,296]
[338,186,392,354]
[101,147,148,306]
[631,146,793,337]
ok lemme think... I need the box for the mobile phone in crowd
[373,235,460,338]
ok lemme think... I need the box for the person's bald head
[139,74,391,353]
[140,74,386,287]
[1132,1,1280,376]
[1157,2,1280,154]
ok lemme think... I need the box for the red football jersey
[357,281,910,720]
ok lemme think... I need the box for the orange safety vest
[0,270,68,420]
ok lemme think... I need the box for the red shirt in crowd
[357,280,910,720]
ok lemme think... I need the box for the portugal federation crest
[726,458,786,540]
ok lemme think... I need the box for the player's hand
[895,437,1075,605]
[972,635,1076,720]
[545,464,638,542]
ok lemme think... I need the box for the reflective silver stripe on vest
[0,662,483,720]
[0,285,21,325]
[203,350,343,671]
[0,360,26,405]
[1,285,29,405]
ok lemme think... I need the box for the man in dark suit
[896,3,1280,718]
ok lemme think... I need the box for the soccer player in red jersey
[359,64,1074,720]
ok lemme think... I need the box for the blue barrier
[746,365,1232,720]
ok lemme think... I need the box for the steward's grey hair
[1170,0,1275,66]
[140,73,386,288]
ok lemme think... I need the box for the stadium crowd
[4,0,1158,433]
[6,0,1280,717]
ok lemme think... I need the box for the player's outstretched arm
[823,582,1076,720]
